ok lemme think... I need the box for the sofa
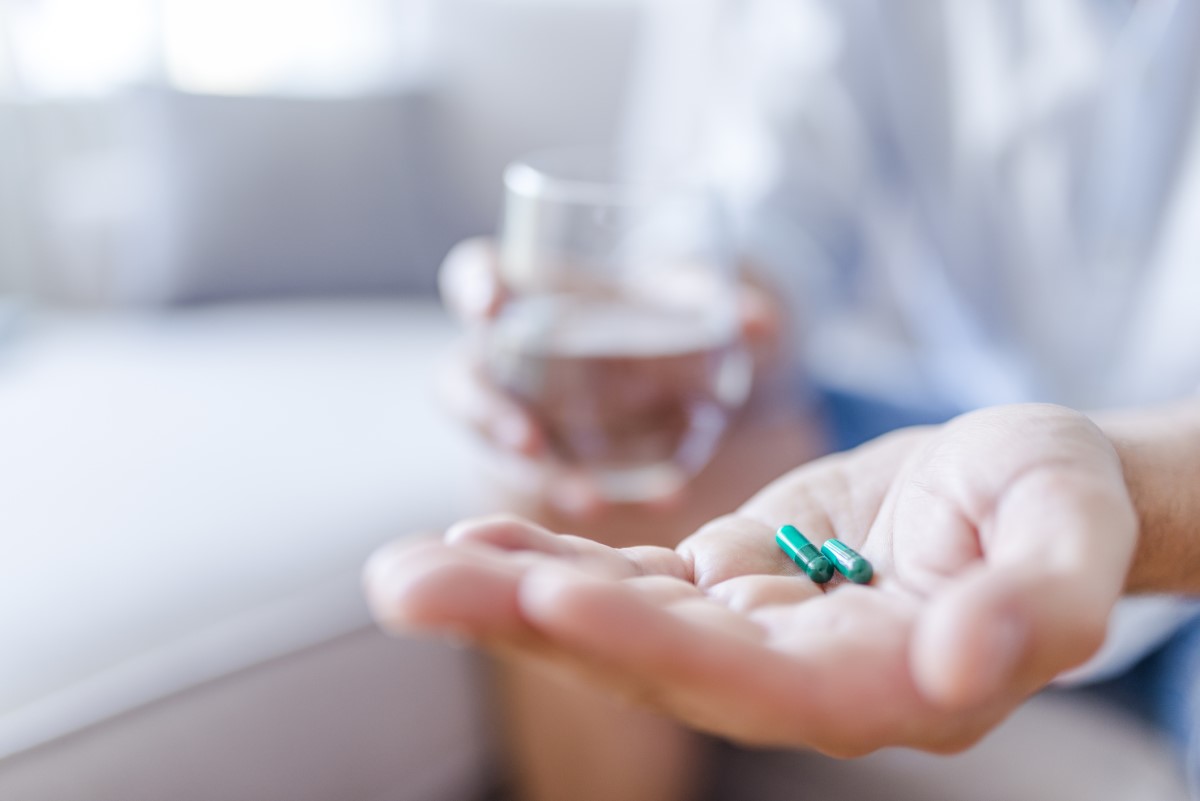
[0,301,495,800]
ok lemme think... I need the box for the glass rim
[504,146,690,207]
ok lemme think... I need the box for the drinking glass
[485,148,751,501]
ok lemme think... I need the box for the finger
[439,237,505,322]
[911,467,1135,710]
[625,575,707,605]
[885,477,980,593]
[519,565,953,754]
[987,460,1134,580]
[663,597,767,641]
[364,539,526,637]
[517,563,820,744]
[438,356,543,457]
[705,574,823,614]
[752,590,1007,756]
[366,528,674,642]
[364,536,660,638]
[677,515,787,590]
[437,359,615,513]
[681,513,830,587]
[447,515,689,579]
[447,514,568,551]
[477,575,710,695]
[710,474,844,582]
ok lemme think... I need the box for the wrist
[1103,425,1160,593]
[1096,401,1200,593]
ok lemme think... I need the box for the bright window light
[161,0,427,96]
[2,0,158,96]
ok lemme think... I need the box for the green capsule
[775,525,834,584]
[821,538,874,584]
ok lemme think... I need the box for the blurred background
[1,1,1194,800]
[0,1,642,799]
[0,0,638,305]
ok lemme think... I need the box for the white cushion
[0,300,486,797]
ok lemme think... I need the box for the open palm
[367,404,1136,755]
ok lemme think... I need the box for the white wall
[429,0,642,237]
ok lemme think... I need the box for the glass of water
[484,148,751,501]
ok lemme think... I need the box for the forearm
[1097,399,1200,593]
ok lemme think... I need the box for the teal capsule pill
[821,538,873,584]
[776,525,834,584]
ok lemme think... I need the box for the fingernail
[364,570,421,633]
[444,519,481,544]
[361,544,442,634]
[363,547,404,592]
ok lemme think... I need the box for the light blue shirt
[630,0,1200,412]
[628,0,1200,682]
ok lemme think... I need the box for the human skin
[434,237,811,801]
[366,400,1200,756]
[1098,400,1200,594]
[438,237,793,516]
[480,408,817,801]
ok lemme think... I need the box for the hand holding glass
[485,150,751,501]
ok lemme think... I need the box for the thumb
[910,564,1110,710]
[910,467,1134,710]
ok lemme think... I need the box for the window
[0,0,433,98]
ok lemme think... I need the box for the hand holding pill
[367,403,1140,755]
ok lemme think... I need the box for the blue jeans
[1090,619,1200,793]
[818,388,959,452]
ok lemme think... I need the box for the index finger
[516,563,826,745]
[515,562,947,755]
